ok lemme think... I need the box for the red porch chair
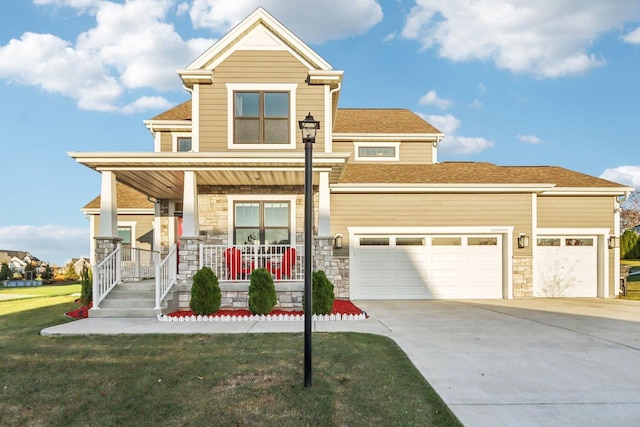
[267,247,296,280]
[225,247,253,280]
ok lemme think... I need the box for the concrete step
[89,307,162,318]
[108,290,156,300]
[116,281,155,292]
[100,298,156,309]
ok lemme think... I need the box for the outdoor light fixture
[517,233,530,249]
[609,236,620,249]
[299,112,319,388]
[334,233,343,249]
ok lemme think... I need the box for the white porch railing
[200,244,304,281]
[121,247,158,279]
[155,244,178,309]
[92,243,122,308]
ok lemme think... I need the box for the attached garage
[351,233,504,299]
[534,236,598,297]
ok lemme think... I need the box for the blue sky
[1,0,640,265]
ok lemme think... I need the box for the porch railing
[121,247,159,279]
[200,244,305,281]
[155,244,178,309]
[92,243,122,308]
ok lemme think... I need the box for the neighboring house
[0,250,41,274]
[70,258,91,276]
[71,7,631,311]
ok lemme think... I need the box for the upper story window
[354,142,400,161]
[172,132,192,152]
[227,83,298,149]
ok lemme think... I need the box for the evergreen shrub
[189,267,221,315]
[80,266,93,306]
[248,268,277,315]
[311,270,335,315]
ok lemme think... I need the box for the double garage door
[351,235,503,299]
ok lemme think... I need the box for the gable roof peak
[184,7,333,73]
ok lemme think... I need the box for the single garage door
[352,235,503,299]
[534,236,597,297]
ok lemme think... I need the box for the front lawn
[0,291,460,426]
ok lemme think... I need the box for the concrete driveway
[355,299,640,427]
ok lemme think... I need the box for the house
[0,250,40,274]
[70,7,631,316]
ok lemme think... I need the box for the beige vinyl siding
[160,132,172,152]
[537,196,614,229]
[330,193,532,255]
[199,50,326,152]
[331,141,434,164]
[93,215,154,251]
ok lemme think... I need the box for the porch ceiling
[69,151,350,200]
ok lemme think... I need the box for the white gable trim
[188,7,332,72]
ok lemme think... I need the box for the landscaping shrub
[189,267,221,315]
[311,270,335,315]
[79,266,92,306]
[621,229,640,260]
[248,268,277,315]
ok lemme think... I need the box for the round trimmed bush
[189,267,221,315]
[248,268,277,315]
[312,270,335,315]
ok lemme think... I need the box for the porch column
[178,171,200,283]
[318,171,330,236]
[98,171,117,237]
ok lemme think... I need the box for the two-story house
[71,7,631,317]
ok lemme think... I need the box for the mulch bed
[65,299,365,319]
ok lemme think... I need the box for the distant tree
[64,263,79,281]
[0,263,10,280]
[621,190,640,231]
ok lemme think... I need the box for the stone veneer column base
[313,236,350,299]
[513,256,533,298]
[94,237,122,264]
[177,236,201,284]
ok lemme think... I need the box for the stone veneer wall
[94,237,121,264]
[313,237,350,299]
[177,237,201,284]
[513,256,533,298]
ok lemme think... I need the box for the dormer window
[227,83,297,149]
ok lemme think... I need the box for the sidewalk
[40,315,392,336]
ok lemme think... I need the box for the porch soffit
[69,152,350,200]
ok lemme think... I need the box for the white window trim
[354,142,400,161]
[227,194,297,246]
[226,83,298,150]
[118,221,137,248]
[172,132,193,152]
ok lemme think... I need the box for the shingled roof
[334,109,441,134]
[339,162,627,188]
[83,183,154,210]
[148,102,441,134]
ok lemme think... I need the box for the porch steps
[90,279,169,319]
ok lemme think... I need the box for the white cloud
[418,89,452,110]
[188,0,383,43]
[0,225,89,266]
[600,166,640,188]
[517,134,545,144]
[383,32,397,43]
[469,99,483,110]
[121,96,174,115]
[623,27,640,44]
[422,113,494,155]
[0,0,215,112]
[401,0,640,78]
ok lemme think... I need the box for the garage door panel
[535,237,597,297]
[353,234,502,299]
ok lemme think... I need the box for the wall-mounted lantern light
[334,233,343,249]
[517,233,530,249]
[608,235,620,249]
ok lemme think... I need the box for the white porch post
[98,171,117,237]
[182,171,199,236]
[318,171,330,236]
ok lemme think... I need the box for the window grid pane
[177,137,192,152]
[358,146,396,157]
[233,91,289,144]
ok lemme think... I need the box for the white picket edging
[157,312,367,322]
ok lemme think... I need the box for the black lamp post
[299,112,319,388]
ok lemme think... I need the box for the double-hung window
[235,91,289,144]
[227,83,297,149]
[234,201,290,246]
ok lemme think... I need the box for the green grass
[0,293,460,426]
[0,283,81,299]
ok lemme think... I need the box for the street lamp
[299,112,319,388]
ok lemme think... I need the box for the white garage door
[352,235,503,299]
[534,236,597,297]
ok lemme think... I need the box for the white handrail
[92,243,122,309]
[155,244,178,309]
